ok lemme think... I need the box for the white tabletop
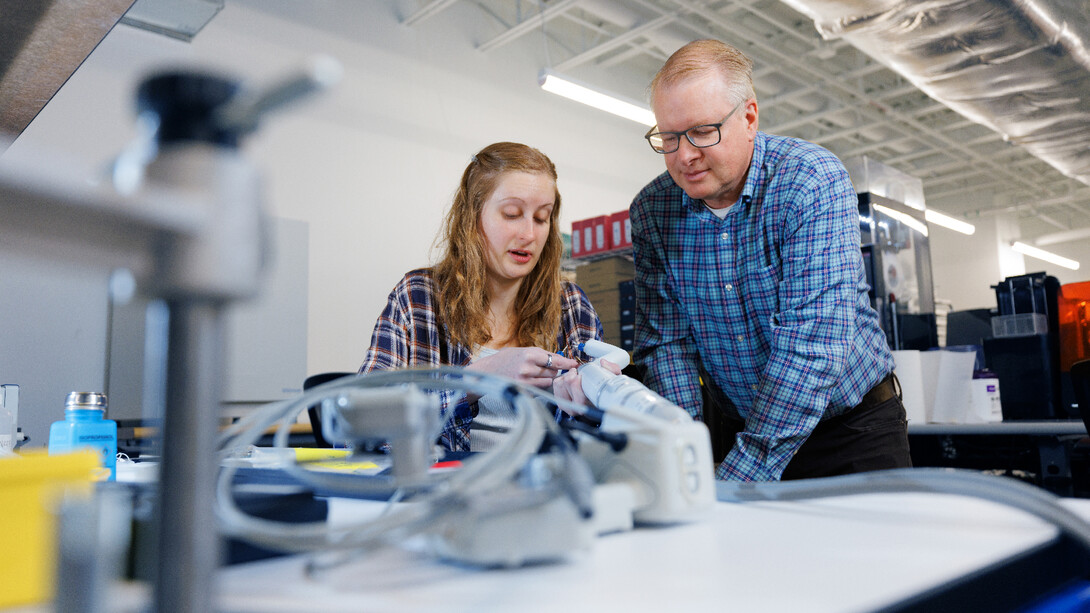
[216,494,1090,613]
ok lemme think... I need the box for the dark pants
[703,373,913,480]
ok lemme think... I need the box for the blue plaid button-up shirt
[631,131,894,482]
[360,268,603,451]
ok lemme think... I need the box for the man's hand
[552,359,623,411]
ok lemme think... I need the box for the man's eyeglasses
[644,100,745,154]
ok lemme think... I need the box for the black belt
[860,373,899,407]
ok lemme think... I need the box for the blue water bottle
[48,392,117,480]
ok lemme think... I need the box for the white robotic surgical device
[217,341,715,568]
[574,340,716,530]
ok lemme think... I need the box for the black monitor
[946,308,994,347]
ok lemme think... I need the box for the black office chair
[1073,360,1090,436]
[303,372,356,447]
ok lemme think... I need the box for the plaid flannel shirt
[631,131,894,482]
[360,268,603,451]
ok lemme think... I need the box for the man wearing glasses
[631,39,911,482]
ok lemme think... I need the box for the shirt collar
[681,190,704,215]
[737,131,766,211]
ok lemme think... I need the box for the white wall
[930,213,1009,311]
[930,208,1090,312]
[4,1,664,383]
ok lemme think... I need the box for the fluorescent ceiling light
[539,70,656,127]
[872,203,928,237]
[1011,241,1080,270]
[924,209,975,235]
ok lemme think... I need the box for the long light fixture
[539,69,656,127]
[924,209,975,235]
[1011,241,1080,270]
[872,203,928,237]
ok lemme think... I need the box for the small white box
[893,350,928,423]
[967,376,1002,423]
[928,350,976,424]
[893,349,975,423]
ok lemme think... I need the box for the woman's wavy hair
[433,142,564,351]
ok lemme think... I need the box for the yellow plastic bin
[0,450,98,608]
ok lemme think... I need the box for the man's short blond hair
[649,39,756,109]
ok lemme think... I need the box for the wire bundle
[215,367,592,556]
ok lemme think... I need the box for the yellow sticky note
[291,448,383,473]
[292,448,351,462]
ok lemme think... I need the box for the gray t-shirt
[469,347,519,451]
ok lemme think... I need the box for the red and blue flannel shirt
[360,268,603,451]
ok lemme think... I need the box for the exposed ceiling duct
[398,0,1090,243]
[780,0,1090,190]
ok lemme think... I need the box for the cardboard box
[579,261,635,326]
[600,319,622,345]
[578,256,634,290]
[586,288,620,322]
[578,269,618,293]
[580,273,631,294]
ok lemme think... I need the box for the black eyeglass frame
[644,100,746,154]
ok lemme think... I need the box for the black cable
[560,417,628,452]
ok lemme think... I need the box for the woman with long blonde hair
[360,142,608,451]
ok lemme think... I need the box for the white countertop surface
[214,494,1090,613]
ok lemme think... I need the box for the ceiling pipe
[1034,226,1090,247]
[780,0,1090,189]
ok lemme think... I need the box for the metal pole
[155,300,227,613]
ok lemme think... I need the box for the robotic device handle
[578,339,630,369]
[577,340,689,423]
[570,341,717,526]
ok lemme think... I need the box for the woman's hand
[552,359,623,413]
[465,347,578,389]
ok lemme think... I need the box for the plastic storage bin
[992,313,1048,338]
[0,450,98,607]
